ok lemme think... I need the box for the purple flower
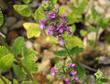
[51,67,57,76]
[60,14,67,24]
[57,24,64,33]
[67,26,72,31]
[58,35,65,45]
[48,24,54,35]
[62,17,67,24]
[64,78,70,84]
[73,76,79,81]
[48,12,56,19]
[69,71,77,76]
[69,63,75,68]
[39,19,47,29]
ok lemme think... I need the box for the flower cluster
[39,11,72,45]
[64,63,78,84]
[51,67,57,76]
[50,63,78,84]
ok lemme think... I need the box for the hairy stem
[64,44,73,62]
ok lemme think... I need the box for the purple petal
[64,78,70,84]
[48,12,56,19]
[48,30,54,35]
[58,36,65,45]
[74,76,79,81]
[67,26,72,31]
[39,19,47,29]
[69,71,77,76]
[49,24,54,30]
[48,24,54,35]
[51,67,57,76]
[57,24,64,33]
[69,63,75,68]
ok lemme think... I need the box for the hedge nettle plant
[0,0,110,84]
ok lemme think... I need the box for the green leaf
[80,29,87,37]
[22,48,37,73]
[0,53,14,72]
[70,47,83,55]
[95,70,104,79]
[91,8,99,19]
[0,10,4,27]
[12,37,24,56]
[23,0,32,4]
[13,64,26,80]
[67,0,88,24]
[72,36,83,48]
[33,7,45,20]
[55,47,83,56]
[13,5,32,17]
[74,0,88,14]
[91,7,101,22]
[52,0,57,4]
[46,36,57,44]
[63,33,83,49]
[88,27,97,32]
[0,46,10,58]
[21,80,39,84]
[99,18,109,28]
[55,49,67,56]
[23,23,40,38]
[0,76,11,84]
[67,12,82,24]
[13,79,18,84]
[0,46,14,72]
[74,62,85,79]
[59,6,65,15]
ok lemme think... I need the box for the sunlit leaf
[0,52,14,72]
[13,5,32,17]
[23,0,32,4]
[13,79,18,84]
[46,36,57,44]
[33,7,45,20]
[0,76,11,84]
[23,23,40,38]
[52,0,57,4]
[59,6,65,15]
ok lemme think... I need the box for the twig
[77,61,97,72]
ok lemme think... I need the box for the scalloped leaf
[13,5,32,17]
[22,48,37,73]
[0,46,14,72]
[12,37,24,56]
[23,23,40,38]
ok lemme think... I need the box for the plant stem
[0,73,8,84]
[64,44,73,62]
[77,61,97,72]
